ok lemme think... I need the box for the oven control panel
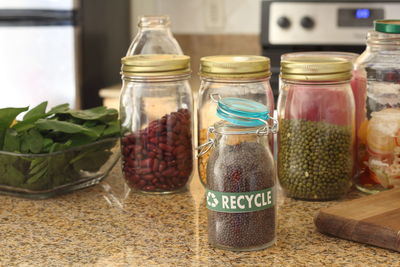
[261,1,400,45]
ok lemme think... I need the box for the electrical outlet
[203,0,226,32]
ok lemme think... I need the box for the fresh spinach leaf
[23,101,47,120]
[13,102,49,132]
[35,119,99,138]
[103,121,120,137]
[67,106,118,122]
[3,128,20,152]
[0,154,25,187]
[0,107,28,149]
[19,133,30,153]
[47,103,70,115]
[42,138,54,153]
[27,129,44,154]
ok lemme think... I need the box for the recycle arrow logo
[207,191,218,208]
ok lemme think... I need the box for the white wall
[130,0,261,36]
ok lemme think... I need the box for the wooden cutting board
[314,188,400,252]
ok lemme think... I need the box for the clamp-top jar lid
[216,97,270,127]
[200,55,271,79]
[121,54,190,77]
[280,56,352,81]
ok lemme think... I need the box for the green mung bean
[278,119,353,200]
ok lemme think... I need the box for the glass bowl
[0,138,120,199]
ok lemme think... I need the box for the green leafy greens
[0,102,120,192]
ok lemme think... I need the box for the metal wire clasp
[196,126,216,158]
[210,93,221,103]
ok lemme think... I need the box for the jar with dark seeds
[207,141,276,251]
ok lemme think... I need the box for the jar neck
[137,16,173,35]
[367,30,400,52]
[212,121,267,144]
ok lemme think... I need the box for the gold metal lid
[280,56,352,81]
[200,55,271,79]
[281,51,359,64]
[121,54,190,77]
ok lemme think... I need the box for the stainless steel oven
[261,0,400,101]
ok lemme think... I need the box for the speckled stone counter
[0,167,398,267]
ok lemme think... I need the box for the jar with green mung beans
[277,56,355,200]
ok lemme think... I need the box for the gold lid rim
[200,71,271,79]
[200,55,270,75]
[280,56,352,81]
[121,70,191,78]
[280,73,352,82]
[121,54,190,75]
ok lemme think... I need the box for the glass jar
[277,57,355,200]
[199,97,278,251]
[197,55,275,186]
[119,55,193,194]
[126,15,183,56]
[355,20,400,193]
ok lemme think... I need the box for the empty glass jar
[119,55,193,194]
[277,56,355,200]
[355,20,400,193]
[126,15,183,55]
[197,55,275,186]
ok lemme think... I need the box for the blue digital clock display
[355,9,371,19]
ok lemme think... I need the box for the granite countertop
[0,167,398,267]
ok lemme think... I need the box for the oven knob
[301,16,315,29]
[277,16,291,29]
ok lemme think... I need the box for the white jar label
[206,187,275,213]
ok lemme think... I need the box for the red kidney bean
[140,158,153,168]
[137,180,146,188]
[142,174,154,181]
[159,161,167,171]
[152,158,159,172]
[143,185,156,191]
[121,109,193,192]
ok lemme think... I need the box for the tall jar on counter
[119,55,193,194]
[355,20,400,193]
[198,97,278,251]
[197,55,275,186]
[126,15,183,55]
[277,56,355,200]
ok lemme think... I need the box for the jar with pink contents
[277,56,355,200]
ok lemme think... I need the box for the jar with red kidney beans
[119,54,193,194]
